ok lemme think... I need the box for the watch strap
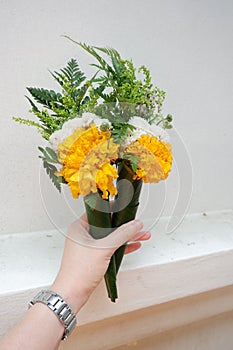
[29,289,77,340]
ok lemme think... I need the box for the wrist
[51,278,89,315]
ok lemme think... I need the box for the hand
[0,215,151,350]
[51,214,151,313]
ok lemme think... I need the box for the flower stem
[112,161,142,274]
[84,192,118,302]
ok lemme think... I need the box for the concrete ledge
[0,210,233,338]
[60,286,233,350]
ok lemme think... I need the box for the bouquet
[14,37,173,302]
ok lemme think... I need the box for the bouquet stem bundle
[112,161,142,274]
[84,192,118,300]
[84,161,142,302]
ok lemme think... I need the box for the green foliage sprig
[14,39,172,143]
[111,122,135,144]
[123,153,140,172]
[38,146,66,191]
[64,36,172,128]
[13,59,90,140]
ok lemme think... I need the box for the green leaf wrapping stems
[84,161,142,302]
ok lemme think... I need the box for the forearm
[0,302,64,350]
[0,280,88,350]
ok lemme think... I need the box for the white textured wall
[0,0,233,234]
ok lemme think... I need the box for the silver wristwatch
[29,289,77,341]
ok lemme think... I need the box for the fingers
[124,231,151,254]
[68,214,151,251]
[125,242,141,254]
[81,219,144,249]
[104,220,152,250]
[110,220,144,246]
[133,231,151,241]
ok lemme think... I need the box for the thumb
[103,220,144,249]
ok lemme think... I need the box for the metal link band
[29,290,77,341]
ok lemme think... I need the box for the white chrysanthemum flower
[49,113,111,151]
[123,116,170,147]
[129,116,151,131]
[149,123,170,143]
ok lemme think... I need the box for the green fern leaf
[78,43,108,69]
[38,146,59,164]
[45,147,58,162]
[39,146,64,191]
[61,58,86,87]
[27,87,62,109]
[25,96,40,113]
[49,71,65,87]
[43,160,61,192]
[65,37,114,75]
[51,59,86,91]
[90,63,103,71]
[73,83,89,103]
[94,46,121,60]
[94,46,123,77]
[111,56,123,76]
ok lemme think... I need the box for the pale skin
[0,214,151,350]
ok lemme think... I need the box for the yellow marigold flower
[57,125,119,199]
[95,163,118,199]
[126,134,172,183]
